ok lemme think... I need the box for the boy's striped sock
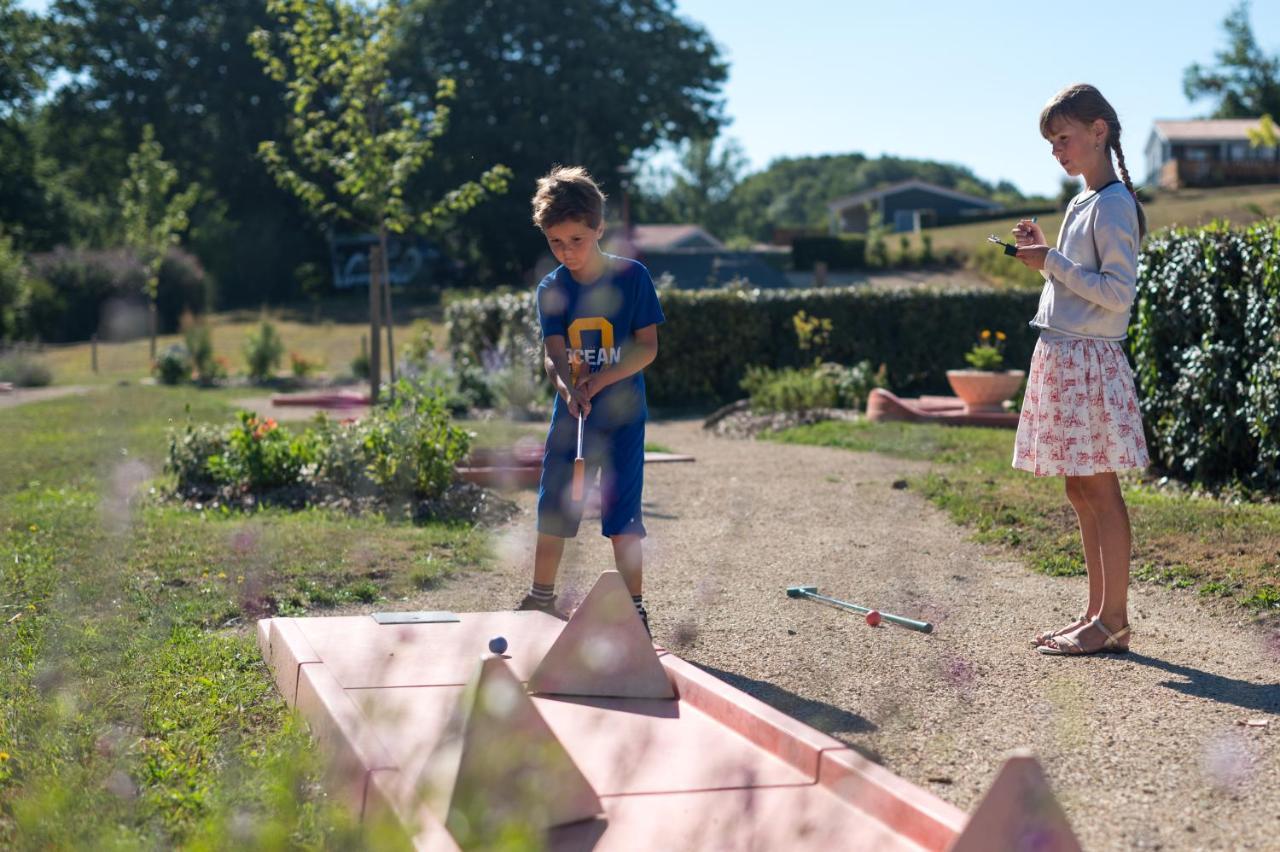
[632,594,644,613]
[529,582,556,602]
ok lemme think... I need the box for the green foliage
[0,347,52,386]
[182,313,222,384]
[153,343,192,385]
[243,320,284,383]
[449,286,1040,408]
[395,0,728,282]
[1132,219,1280,492]
[634,136,748,240]
[792,309,832,354]
[250,0,510,239]
[791,236,866,271]
[963,329,1008,371]
[0,226,33,341]
[1183,2,1280,119]
[741,360,884,413]
[288,350,321,378]
[168,382,471,503]
[119,124,200,306]
[25,246,211,343]
[206,411,311,491]
[969,243,1046,289]
[725,153,1037,243]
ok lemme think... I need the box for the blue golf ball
[488,635,508,655]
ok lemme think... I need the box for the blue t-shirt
[536,254,665,427]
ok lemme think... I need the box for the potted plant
[946,330,1025,413]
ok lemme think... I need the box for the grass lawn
[768,420,1280,612]
[30,303,448,387]
[0,384,488,846]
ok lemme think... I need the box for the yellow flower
[28,524,37,532]
[981,329,991,340]
[996,331,1007,341]
[217,571,227,580]
[0,752,10,762]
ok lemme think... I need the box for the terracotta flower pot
[945,369,1026,414]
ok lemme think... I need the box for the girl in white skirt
[1010,83,1150,656]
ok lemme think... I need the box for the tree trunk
[368,241,383,404]
[381,231,396,398]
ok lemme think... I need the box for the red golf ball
[865,610,882,627]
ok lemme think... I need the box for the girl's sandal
[1036,618,1130,656]
[1030,613,1090,648]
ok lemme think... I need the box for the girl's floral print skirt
[1013,337,1149,477]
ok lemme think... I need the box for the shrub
[206,412,312,491]
[26,246,211,342]
[244,320,284,383]
[0,229,34,342]
[1132,220,1280,492]
[741,359,884,413]
[350,337,370,379]
[166,382,472,504]
[154,344,192,385]
[289,351,321,378]
[0,348,53,387]
[182,313,223,384]
[791,236,867,271]
[741,364,835,412]
[963,329,1008,371]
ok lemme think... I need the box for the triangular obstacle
[419,654,602,847]
[947,751,1083,852]
[527,571,675,699]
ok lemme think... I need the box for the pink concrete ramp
[866,388,1019,429]
[258,592,1081,849]
[527,570,674,699]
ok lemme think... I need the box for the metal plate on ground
[372,611,460,625]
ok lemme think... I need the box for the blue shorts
[537,409,646,539]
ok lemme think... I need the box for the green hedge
[448,286,1040,408]
[792,236,867,271]
[1132,220,1280,491]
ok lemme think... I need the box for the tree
[395,0,728,282]
[46,0,324,304]
[1248,114,1279,148]
[0,0,52,117]
[635,136,748,239]
[119,125,200,357]
[250,0,511,402]
[1183,1,1280,119]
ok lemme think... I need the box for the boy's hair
[1039,83,1147,238]
[531,166,607,230]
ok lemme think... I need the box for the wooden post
[368,243,383,404]
[91,334,98,374]
[381,234,396,396]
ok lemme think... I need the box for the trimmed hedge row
[1132,220,1280,491]
[448,286,1040,408]
[792,236,867,271]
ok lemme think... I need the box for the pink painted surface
[290,611,564,688]
[660,652,842,779]
[820,748,966,852]
[261,610,1079,849]
[946,753,1082,852]
[866,388,1020,428]
[263,617,322,706]
[549,786,930,852]
[528,571,674,699]
[271,390,372,408]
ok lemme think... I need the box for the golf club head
[786,586,818,598]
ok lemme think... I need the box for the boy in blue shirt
[515,166,665,635]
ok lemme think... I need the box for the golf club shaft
[576,410,584,460]
[802,590,933,633]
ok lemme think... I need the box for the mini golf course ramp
[258,572,1081,851]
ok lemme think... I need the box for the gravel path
[414,417,1280,851]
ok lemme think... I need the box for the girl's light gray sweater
[1031,182,1139,341]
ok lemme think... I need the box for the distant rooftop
[628,224,725,252]
[1151,119,1263,142]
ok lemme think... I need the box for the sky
[671,0,1280,195]
[17,0,1280,197]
